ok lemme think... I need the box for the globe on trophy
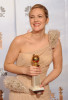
[30,54,44,93]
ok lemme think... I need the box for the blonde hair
[29,4,49,18]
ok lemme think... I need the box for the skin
[4,8,62,88]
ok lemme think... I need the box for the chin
[33,29,43,32]
[32,26,44,32]
[34,29,40,31]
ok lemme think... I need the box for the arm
[40,39,62,87]
[4,36,25,74]
[4,36,41,75]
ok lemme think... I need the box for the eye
[38,15,42,18]
[30,16,34,19]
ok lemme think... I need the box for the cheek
[29,21,32,27]
[29,19,33,25]
[40,18,46,23]
[43,19,47,25]
[41,20,46,26]
[29,21,34,29]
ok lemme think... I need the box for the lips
[33,23,40,27]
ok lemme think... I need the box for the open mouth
[33,23,41,27]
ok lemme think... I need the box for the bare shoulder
[23,32,32,39]
[12,33,29,45]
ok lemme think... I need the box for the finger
[40,81,45,87]
[30,66,39,70]
[33,67,41,72]
[30,70,41,75]
[40,84,44,88]
[33,70,41,74]
[32,66,41,68]
[30,67,41,72]
[30,71,41,75]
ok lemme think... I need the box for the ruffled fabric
[4,76,30,94]
[48,30,60,48]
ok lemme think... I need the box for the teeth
[34,24,40,26]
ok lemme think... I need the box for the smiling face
[29,8,48,32]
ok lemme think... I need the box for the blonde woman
[4,4,62,100]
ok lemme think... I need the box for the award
[30,54,44,93]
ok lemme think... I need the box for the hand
[24,66,41,76]
[40,78,48,87]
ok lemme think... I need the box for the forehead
[30,8,45,15]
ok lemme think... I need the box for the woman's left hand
[40,78,48,88]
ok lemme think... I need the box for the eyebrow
[30,14,43,16]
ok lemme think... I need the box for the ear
[46,18,49,24]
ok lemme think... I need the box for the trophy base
[30,86,44,92]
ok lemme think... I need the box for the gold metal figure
[30,54,44,93]
[59,87,63,100]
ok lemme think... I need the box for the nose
[34,17,38,21]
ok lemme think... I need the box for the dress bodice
[16,45,52,78]
[16,30,60,76]
[16,30,60,85]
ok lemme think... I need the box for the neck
[31,30,46,41]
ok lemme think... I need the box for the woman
[4,4,62,100]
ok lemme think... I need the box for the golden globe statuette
[30,54,44,93]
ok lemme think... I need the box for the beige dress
[7,30,60,100]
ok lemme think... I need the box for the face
[29,8,48,32]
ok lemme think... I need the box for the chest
[17,46,53,67]
[20,37,49,53]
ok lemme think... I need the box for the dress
[4,30,60,100]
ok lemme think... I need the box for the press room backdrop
[0,0,68,100]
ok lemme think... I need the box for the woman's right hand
[23,66,41,76]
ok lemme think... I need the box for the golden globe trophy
[30,54,44,93]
